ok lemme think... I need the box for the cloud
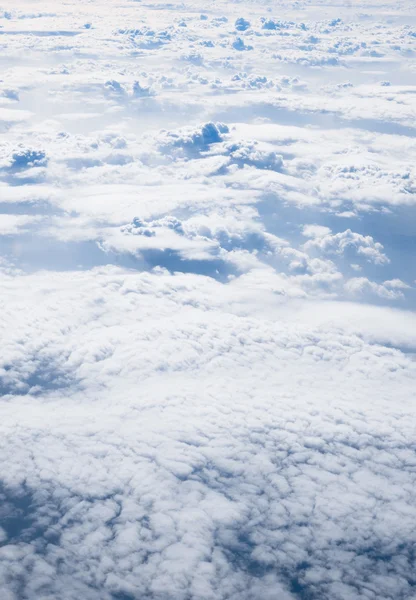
[0,214,42,235]
[0,0,415,598]
[345,276,406,300]
[157,122,230,156]
[303,228,390,265]
[301,225,332,239]
[0,267,416,600]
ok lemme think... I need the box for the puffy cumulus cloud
[158,125,285,173]
[222,141,284,172]
[227,124,416,211]
[303,228,390,265]
[157,123,230,157]
[1,0,416,598]
[383,279,412,290]
[0,146,48,171]
[345,277,407,300]
[101,214,218,260]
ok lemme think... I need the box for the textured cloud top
[0,0,416,599]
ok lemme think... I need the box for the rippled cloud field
[0,1,416,598]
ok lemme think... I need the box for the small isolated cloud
[383,278,411,290]
[302,224,332,239]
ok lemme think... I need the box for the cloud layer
[0,0,416,599]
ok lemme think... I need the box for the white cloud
[302,224,332,239]
[303,228,390,265]
[0,0,415,598]
[0,266,415,600]
[383,278,411,290]
[0,214,42,235]
[345,276,406,299]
